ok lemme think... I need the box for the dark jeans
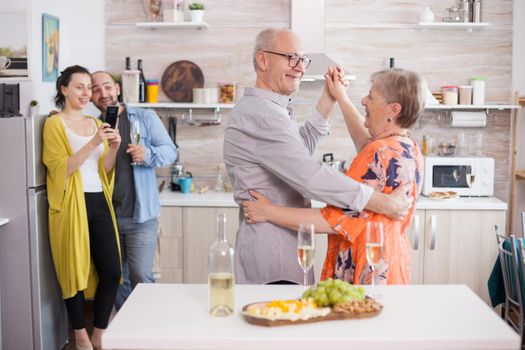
[64,192,121,330]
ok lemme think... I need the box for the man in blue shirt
[91,71,177,309]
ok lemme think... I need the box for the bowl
[437,143,456,156]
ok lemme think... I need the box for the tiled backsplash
[107,0,514,203]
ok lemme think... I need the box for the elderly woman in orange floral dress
[243,68,424,285]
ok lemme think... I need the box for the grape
[301,278,365,307]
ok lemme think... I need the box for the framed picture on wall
[0,10,30,79]
[42,14,59,82]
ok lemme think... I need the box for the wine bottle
[137,59,147,103]
[208,213,234,317]
[125,56,131,70]
[389,57,395,69]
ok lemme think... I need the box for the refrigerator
[0,115,68,350]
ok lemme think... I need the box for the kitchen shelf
[302,74,356,82]
[424,104,520,110]
[135,22,209,30]
[517,169,525,180]
[128,102,234,109]
[418,22,490,31]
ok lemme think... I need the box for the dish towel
[488,238,525,308]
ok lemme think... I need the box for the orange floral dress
[320,135,423,285]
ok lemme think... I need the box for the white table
[103,284,520,350]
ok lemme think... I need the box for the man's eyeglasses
[262,51,312,69]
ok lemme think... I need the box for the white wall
[0,0,105,116]
[30,0,105,115]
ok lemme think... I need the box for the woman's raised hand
[325,66,350,102]
[241,190,275,224]
[92,123,121,150]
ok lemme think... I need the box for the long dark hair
[53,65,91,110]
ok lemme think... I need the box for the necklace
[370,131,410,142]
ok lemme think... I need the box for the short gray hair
[252,29,280,71]
[371,68,426,129]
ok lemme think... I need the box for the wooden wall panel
[105,0,514,203]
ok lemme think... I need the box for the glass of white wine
[466,164,476,198]
[130,120,142,166]
[366,221,384,299]
[297,223,315,288]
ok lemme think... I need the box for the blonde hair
[371,68,426,128]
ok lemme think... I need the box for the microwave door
[433,165,470,193]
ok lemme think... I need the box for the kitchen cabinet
[158,207,184,283]
[158,205,329,284]
[182,207,239,283]
[158,206,240,283]
[406,209,505,304]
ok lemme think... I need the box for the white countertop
[103,283,519,350]
[160,191,508,210]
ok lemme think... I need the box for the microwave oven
[422,156,494,197]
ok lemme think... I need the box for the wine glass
[366,221,384,299]
[297,223,315,289]
[130,120,142,166]
[466,164,476,198]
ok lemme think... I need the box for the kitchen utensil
[443,7,465,22]
[161,60,204,102]
[458,0,471,22]
[171,163,184,191]
[472,0,482,22]
[179,176,193,193]
[322,153,347,173]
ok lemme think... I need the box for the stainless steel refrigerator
[0,115,68,350]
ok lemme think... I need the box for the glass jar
[441,85,459,105]
[208,213,234,316]
[219,82,236,103]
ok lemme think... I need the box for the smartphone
[104,105,119,129]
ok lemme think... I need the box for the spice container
[441,86,459,105]
[146,79,159,103]
[470,76,486,105]
[219,82,236,103]
[458,86,472,105]
[422,135,429,156]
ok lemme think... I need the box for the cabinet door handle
[0,218,10,228]
[412,214,420,250]
[430,214,437,250]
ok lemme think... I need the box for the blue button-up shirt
[125,104,177,223]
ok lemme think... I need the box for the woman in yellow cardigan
[43,65,121,350]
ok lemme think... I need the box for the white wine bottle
[208,213,235,316]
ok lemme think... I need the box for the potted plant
[29,100,40,117]
[188,3,204,23]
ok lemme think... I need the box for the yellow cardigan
[43,115,121,299]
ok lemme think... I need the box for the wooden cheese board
[241,300,382,327]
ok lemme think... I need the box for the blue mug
[179,177,192,193]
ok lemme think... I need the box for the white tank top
[61,117,104,192]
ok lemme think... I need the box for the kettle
[322,153,348,173]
